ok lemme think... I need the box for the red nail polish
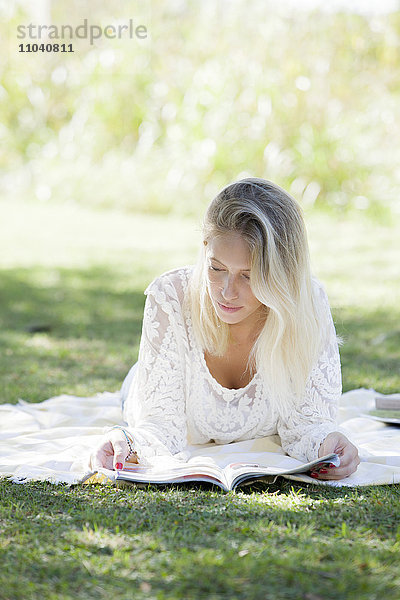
[319,468,328,474]
[310,472,319,478]
[115,463,123,470]
[329,463,336,469]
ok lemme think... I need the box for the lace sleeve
[123,273,188,465]
[277,283,342,462]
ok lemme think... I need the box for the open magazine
[81,452,340,492]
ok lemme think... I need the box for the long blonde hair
[185,177,327,407]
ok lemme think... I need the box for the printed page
[223,453,340,488]
[118,454,229,487]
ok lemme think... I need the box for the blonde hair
[185,177,327,408]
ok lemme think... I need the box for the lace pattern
[124,266,342,464]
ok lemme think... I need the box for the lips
[217,302,242,313]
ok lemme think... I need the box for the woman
[90,178,360,480]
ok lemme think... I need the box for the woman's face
[205,231,265,330]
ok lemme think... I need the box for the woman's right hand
[89,429,138,471]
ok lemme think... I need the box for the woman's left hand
[311,431,360,480]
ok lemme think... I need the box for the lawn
[0,200,399,600]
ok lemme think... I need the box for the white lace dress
[122,266,342,465]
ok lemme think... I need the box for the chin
[218,314,242,325]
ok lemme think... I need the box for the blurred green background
[1,0,400,218]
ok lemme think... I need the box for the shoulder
[144,266,194,305]
[311,276,330,306]
[310,277,337,337]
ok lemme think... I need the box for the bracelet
[110,425,137,461]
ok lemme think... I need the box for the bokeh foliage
[1,0,400,218]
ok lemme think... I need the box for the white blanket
[1,388,400,487]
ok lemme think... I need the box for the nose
[221,274,238,300]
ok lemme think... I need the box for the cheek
[206,270,223,290]
[209,282,222,302]
[245,288,262,309]
[206,276,218,297]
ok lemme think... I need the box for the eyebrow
[209,257,251,272]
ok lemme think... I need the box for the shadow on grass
[0,265,146,403]
[0,479,399,599]
[0,265,146,342]
[336,306,400,393]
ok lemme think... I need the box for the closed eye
[209,265,250,280]
[209,266,223,272]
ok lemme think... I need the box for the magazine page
[119,456,229,488]
[81,464,228,488]
[80,454,231,489]
[223,452,340,489]
[117,451,339,486]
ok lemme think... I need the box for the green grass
[0,482,399,600]
[1,201,399,599]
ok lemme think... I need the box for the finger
[91,449,110,471]
[112,440,129,470]
[321,439,358,466]
[312,458,360,480]
[335,446,359,469]
[319,432,352,455]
